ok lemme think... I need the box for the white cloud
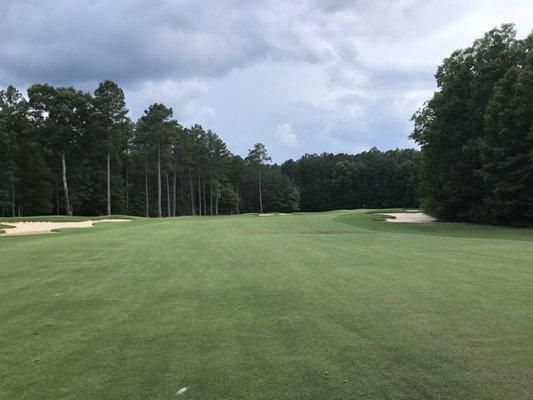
[276,123,298,148]
[123,79,215,126]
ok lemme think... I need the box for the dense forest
[0,82,417,217]
[282,149,420,211]
[412,24,532,226]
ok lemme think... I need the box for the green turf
[0,210,531,399]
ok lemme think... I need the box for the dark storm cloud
[1,0,249,84]
[0,0,339,85]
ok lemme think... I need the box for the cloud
[0,0,531,162]
[123,79,215,126]
[276,123,298,148]
[0,0,341,85]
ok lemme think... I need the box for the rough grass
[0,210,531,399]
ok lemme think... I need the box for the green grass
[0,210,531,399]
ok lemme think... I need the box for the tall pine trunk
[258,166,263,214]
[172,170,177,217]
[189,167,195,215]
[210,175,213,215]
[56,177,60,215]
[179,168,184,202]
[61,152,72,216]
[145,160,150,217]
[125,156,129,213]
[166,172,171,217]
[157,144,162,218]
[198,173,202,216]
[215,182,219,216]
[106,151,111,215]
[203,177,207,216]
[236,185,240,214]
[10,171,15,217]
[172,163,177,217]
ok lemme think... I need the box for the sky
[1,0,531,162]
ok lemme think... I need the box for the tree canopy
[281,148,420,211]
[411,24,532,226]
[0,86,303,217]
[1,81,424,218]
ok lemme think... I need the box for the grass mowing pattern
[0,210,531,399]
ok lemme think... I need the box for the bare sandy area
[258,213,291,216]
[384,212,436,223]
[0,219,130,237]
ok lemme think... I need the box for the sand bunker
[384,212,436,223]
[0,219,130,237]
[258,213,291,216]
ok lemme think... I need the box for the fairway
[1,211,532,399]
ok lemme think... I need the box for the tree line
[0,82,299,217]
[281,149,420,211]
[411,24,532,226]
[0,80,421,218]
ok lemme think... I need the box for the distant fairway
[1,211,531,399]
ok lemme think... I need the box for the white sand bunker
[384,212,436,223]
[258,213,291,216]
[0,219,130,237]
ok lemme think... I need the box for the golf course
[1,210,531,399]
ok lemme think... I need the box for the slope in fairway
[0,211,532,399]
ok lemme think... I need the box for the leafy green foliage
[246,142,271,165]
[216,182,239,214]
[411,24,532,226]
[281,148,420,211]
